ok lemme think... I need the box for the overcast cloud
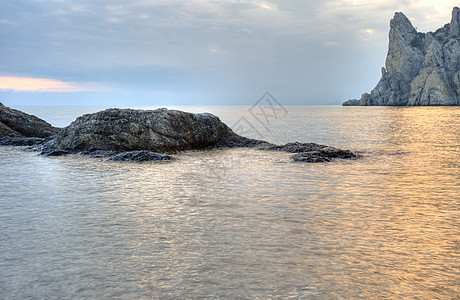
[0,0,458,105]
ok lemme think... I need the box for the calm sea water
[1,105,459,299]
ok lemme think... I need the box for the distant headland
[343,7,460,106]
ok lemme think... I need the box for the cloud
[254,2,277,10]
[323,0,458,32]
[0,0,458,104]
[0,76,100,92]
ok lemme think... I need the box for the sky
[0,0,458,106]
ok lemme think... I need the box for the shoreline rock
[343,7,460,106]
[0,102,60,138]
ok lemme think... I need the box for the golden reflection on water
[339,106,460,298]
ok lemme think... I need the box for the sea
[1,105,459,299]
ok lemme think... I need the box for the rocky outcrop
[35,107,357,162]
[1,103,357,163]
[0,102,59,145]
[343,7,460,106]
[46,108,235,153]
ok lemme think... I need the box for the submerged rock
[214,136,328,152]
[106,150,174,162]
[291,147,357,162]
[214,136,359,162]
[40,149,71,157]
[0,102,59,138]
[344,7,460,106]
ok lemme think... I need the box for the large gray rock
[47,108,236,153]
[0,102,59,146]
[343,7,460,106]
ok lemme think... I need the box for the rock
[40,149,70,157]
[213,135,272,149]
[291,152,332,163]
[215,136,329,153]
[0,137,45,146]
[0,121,21,137]
[215,136,359,162]
[291,147,357,162]
[450,6,460,37]
[342,99,360,106]
[45,108,235,153]
[343,7,460,106]
[0,102,60,138]
[1,104,357,163]
[23,138,57,153]
[105,150,174,162]
[265,142,329,153]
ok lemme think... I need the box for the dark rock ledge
[214,136,357,162]
[106,151,174,162]
[1,103,359,163]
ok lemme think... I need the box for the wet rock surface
[215,136,359,162]
[105,150,175,162]
[291,147,358,162]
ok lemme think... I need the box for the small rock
[291,147,358,163]
[106,150,175,162]
[267,142,327,153]
[40,149,70,156]
[342,99,361,106]
[291,152,333,162]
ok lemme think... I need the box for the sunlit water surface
[1,106,459,299]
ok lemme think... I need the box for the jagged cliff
[343,7,460,106]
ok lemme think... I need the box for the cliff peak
[450,6,460,36]
[391,12,415,31]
